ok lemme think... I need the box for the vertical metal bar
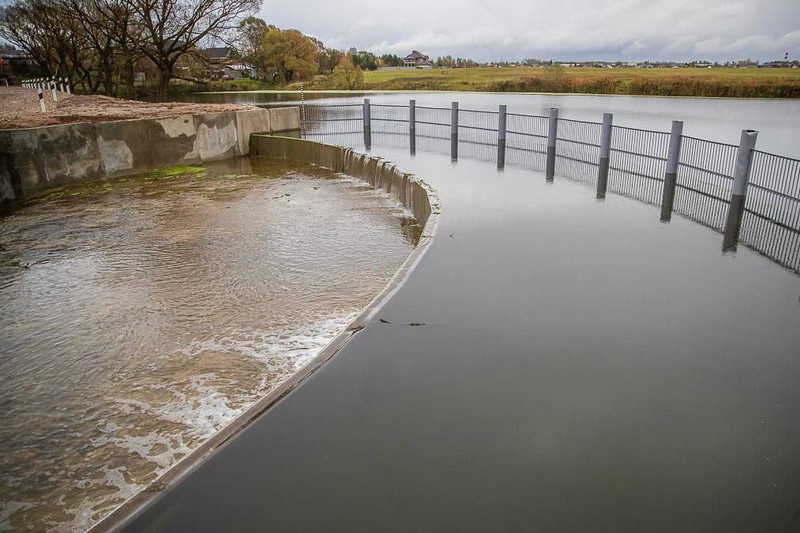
[300,83,305,134]
[596,113,613,198]
[363,98,371,150]
[660,120,684,221]
[451,101,459,161]
[409,99,416,155]
[723,129,758,251]
[546,108,558,181]
[497,104,507,170]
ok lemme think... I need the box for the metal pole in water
[363,98,371,150]
[497,104,507,170]
[409,99,416,156]
[722,129,758,251]
[546,107,558,181]
[37,88,46,113]
[596,112,613,198]
[300,83,305,134]
[451,101,459,161]
[660,120,684,222]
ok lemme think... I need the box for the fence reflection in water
[293,100,799,273]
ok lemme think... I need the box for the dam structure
[93,102,800,532]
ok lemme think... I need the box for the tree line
[0,0,261,100]
[0,1,480,98]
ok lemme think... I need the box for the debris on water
[407,322,426,327]
[144,481,167,492]
[379,318,391,324]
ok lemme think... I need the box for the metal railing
[295,99,800,273]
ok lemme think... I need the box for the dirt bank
[0,87,255,129]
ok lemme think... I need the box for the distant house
[203,47,237,63]
[200,47,254,79]
[0,48,37,79]
[404,51,434,69]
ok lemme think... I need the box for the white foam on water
[113,374,244,441]
[57,466,142,533]
[187,312,359,376]
[58,312,360,531]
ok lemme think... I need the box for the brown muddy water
[0,157,416,531]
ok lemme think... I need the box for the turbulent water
[0,158,415,531]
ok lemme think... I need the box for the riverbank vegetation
[289,66,800,98]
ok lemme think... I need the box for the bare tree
[2,0,260,99]
[0,0,76,78]
[88,0,143,98]
[124,0,261,101]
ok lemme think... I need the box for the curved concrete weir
[98,140,800,532]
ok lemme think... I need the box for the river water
[183,91,800,158]
[0,158,415,531]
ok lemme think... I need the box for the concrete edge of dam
[0,106,301,206]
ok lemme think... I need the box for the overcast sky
[260,0,800,62]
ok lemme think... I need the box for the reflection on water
[0,158,414,531]
[183,91,800,157]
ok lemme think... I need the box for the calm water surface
[0,158,414,531]
[184,91,800,157]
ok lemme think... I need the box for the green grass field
[291,67,800,98]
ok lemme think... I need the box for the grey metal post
[451,101,459,161]
[722,129,758,251]
[660,120,684,221]
[596,113,613,198]
[300,83,305,134]
[546,107,558,181]
[409,99,416,155]
[363,98,371,150]
[497,104,507,170]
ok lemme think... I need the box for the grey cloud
[261,0,800,61]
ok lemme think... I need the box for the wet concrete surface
[119,145,800,532]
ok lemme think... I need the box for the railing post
[722,129,758,251]
[451,101,459,161]
[596,113,613,198]
[300,83,305,134]
[497,104,507,170]
[409,99,416,155]
[64,77,71,95]
[363,98,371,150]
[546,107,558,181]
[37,88,46,113]
[51,78,58,102]
[660,120,684,222]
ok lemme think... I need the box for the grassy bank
[288,67,800,98]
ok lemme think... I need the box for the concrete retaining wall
[250,135,436,230]
[0,107,300,205]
